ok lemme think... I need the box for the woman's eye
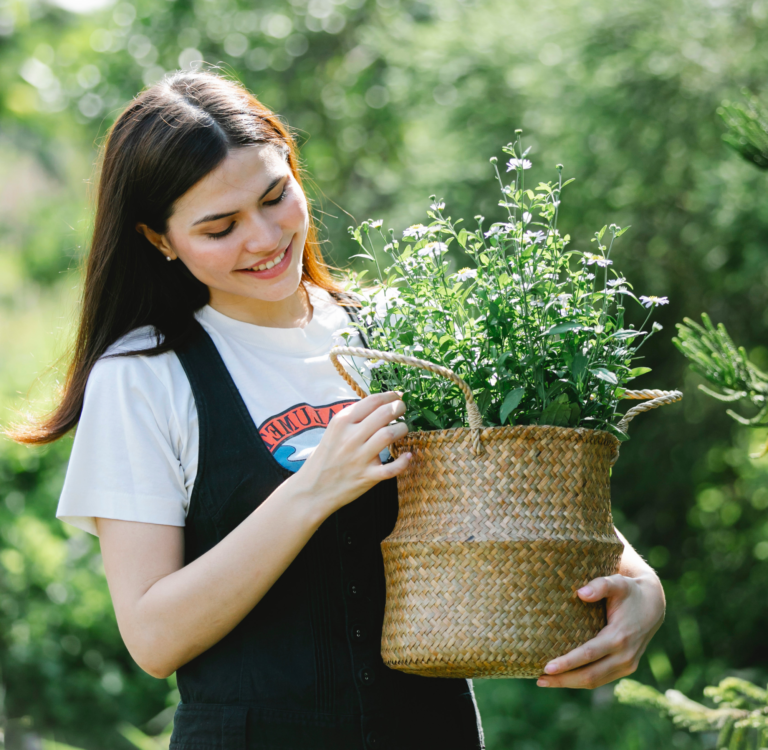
[207,223,235,240]
[265,187,287,206]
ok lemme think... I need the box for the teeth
[251,247,286,272]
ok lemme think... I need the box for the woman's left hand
[536,570,665,690]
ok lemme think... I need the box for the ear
[136,223,176,261]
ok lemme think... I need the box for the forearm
[128,474,328,678]
[614,527,666,617]
[615,527,654,578]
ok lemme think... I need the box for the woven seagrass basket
[330,346,682,679]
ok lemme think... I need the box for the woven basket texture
[383,423,625,679]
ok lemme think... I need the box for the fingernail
[578,586,593,597]
[537,679,549,687]
[544,662,558,674]
[405,452,413,459]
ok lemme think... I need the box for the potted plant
[330,132,682,678]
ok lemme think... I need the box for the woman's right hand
[296,391,412,516]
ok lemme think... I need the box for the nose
[240,211,284,257]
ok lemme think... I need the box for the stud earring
[166,256,173,262]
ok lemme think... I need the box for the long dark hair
[10,70,344,445]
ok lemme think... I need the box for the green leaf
[497,351,514,368]
[571,352,588,381]
[598,225,608,241]
[477,388,494,417]
[398,331,414,345]
[421,409,444,429]
[610,329,647,341]
[500,388,525,425]
[605,423,631,442]
[350,253,375,261]
[590,367,619,385]
[541,394,573,426]
[458,228,468,248]
[544,320,583,336]
[628,367,652,378]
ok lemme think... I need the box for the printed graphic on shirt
[259,400,358,472]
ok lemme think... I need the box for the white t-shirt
[56,285,372,537]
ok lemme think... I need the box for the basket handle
[329,345,682,455]
[616,389,683,433]
[330,345,485,455]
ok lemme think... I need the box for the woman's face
[161,143,309,307]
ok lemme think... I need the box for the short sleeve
[56,352,190,537]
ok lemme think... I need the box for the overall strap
[329,290,375,349]
[174,319,291,507]
[329,289,392,394]
[330,290,401,392]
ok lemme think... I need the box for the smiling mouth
[245,242,290,272]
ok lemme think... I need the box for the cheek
[282,186,309,229]
[175,236,238,278]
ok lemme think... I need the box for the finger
[372,451,412,481]
[357,399,407,443]
[542,627,616,675]
[364,420,409,459]
[336,391,403,424]
[537,651,637,690]
[577,574,630,603]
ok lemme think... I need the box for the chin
[249,267,304,302]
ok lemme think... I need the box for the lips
[237,239,293,279]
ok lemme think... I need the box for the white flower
[484,222,515,238]
[506,158,532,171]
[373,287,401,319]
[581,252,613,267]
[652,321,664,332]
[639,295,670,308]
[417,241,448,258]
[365,358,387,370]
[524,230,546,245]
[585,273,596,280]
[607,277,627,287]
[522,212,532,224]
[403,223,429,239]
[430,201,445,211]
[370,219,383,229]
[332,327,358,347]
[454,267,477,282]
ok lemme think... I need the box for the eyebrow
[191,175,286,227]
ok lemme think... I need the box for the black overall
[168,305,485,750]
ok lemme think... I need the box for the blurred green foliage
[1,0,768,747]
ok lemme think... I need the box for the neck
[208,284,313,328]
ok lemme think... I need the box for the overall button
[343,532,354,548]
[358,667,375,685]
[366,731,381,748]
[350,624,366,641]
[347,581,362,597]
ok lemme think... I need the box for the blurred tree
[616,677,768,750]
[1,0,768,747]
[719,92,768,170]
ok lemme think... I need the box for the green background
[1,0,767,746]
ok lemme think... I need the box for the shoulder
[86,326,186,403]
[309,283,361,309]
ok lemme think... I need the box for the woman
[10,70,665,749]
